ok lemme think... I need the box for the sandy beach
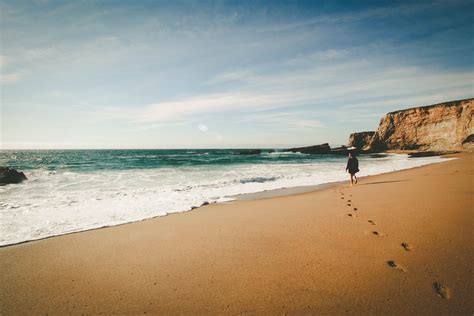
[0,155,472,314]
[2,1,473,314]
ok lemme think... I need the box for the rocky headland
[2,98,472,185]
[292,98,473,155]
[348,98,473,152]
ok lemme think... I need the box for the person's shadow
[358,179,410,186]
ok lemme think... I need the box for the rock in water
[0,167,27,185]
[330,146,349,155]
[238,149,261,155]
[287,143,332,154]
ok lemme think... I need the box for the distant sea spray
[0,149,449,246]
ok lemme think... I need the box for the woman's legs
[349,173,357,185]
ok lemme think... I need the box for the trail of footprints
[336,188,450,299]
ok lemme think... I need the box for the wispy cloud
[242,111,324,129]
[0,73,22,84]
[205,70,254,85]
[1,0,472,148]
[127,63,472,125]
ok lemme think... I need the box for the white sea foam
[0,154,452,246]
[265,151,309,156]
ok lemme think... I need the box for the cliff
[347,132,375,150]
[348,98,473,152]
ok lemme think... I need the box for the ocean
[0,149,449,246]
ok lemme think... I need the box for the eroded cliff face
[347,132,375,150]
[369,98,473,151]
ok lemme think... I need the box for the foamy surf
[0,150,451,246]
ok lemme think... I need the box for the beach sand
[1,155,472,314]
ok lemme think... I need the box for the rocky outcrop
[462,134,474,144]
[238,149,262,155]
[288,143,332,154]
[347,131,375,150]
[330,145,349,155]
[368,98,473,151]
[408,151,459,158]
[462,134,474,150]
[287,144,353,155]
[0,168,27,185]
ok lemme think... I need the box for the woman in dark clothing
[346,152,359,186]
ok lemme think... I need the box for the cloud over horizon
[1,0,473,149]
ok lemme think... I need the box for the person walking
[346,152,359,186]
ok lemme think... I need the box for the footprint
[353,207,358,211]
[387,260,405,272]
[347,203,351,207]
[433,282,450,299]
[347,200,351,202]
[368,220,376,225]
[341,197,344,200]
[372,231,387,237]
[401,242,412,251]
[347,213,358,218]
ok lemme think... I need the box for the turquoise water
[0,150,448,246]
[0,149,344,172]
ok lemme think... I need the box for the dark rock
[369,154,388,158]
[287,143,332,155]
[408,151,459,158]
[347,132,375,150]
[462,134,474,144]
[238,149,261,155]
[330,146,349,155]
[366,135,388,152]
[409,151,441,158]
[0,167,27,185]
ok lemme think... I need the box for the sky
[0,0,473,149]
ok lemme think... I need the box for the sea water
[0,149,449,246]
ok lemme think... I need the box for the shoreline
[231,154,459,201]
[0,181,342,249]
[1,154,472,314]
[0,154,454,248]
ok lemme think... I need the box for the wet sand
[0,155,472,314]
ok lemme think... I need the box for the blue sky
[1,0,473,149]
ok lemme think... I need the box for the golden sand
[1,155,472,314]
